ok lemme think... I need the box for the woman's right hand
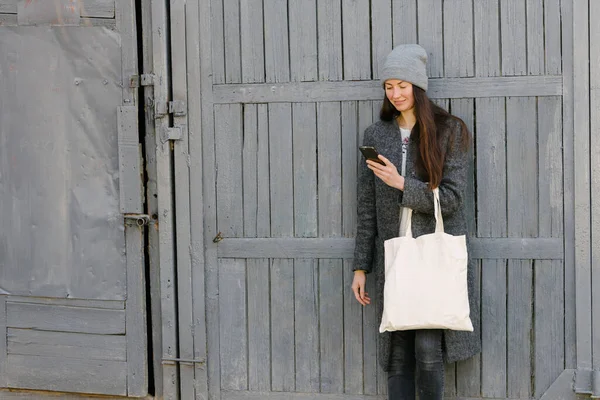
[351,271,371,306]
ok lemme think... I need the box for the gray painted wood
[443,0,473,78]
[7,303,125,335]
[6,355,126,396]
[506,97,537,398]
[500,0,527,76]
[80,17,115,28]
[244,105,271,391]
[0,296,5,387]
[371,0,391,80]
[342,102,358,238]
[223,0,240,83]
[5,296,123,310]
[592,0,600,380]
[317,0,342,80]
[545,0,562,75]
[216,104,244,237]
[169,1,195,396]
[240,0,264,83]
[271,259,295,392]
[293,103,318,237]
[211,0,225,84]
[573,0,593,376]
[392,0,416,46]
[527,0,544,75]
[289,0,317,81]
[125,224,148,396]
[264,0,289,82]
[476,98,507,398]
[317,102,344,393]
[474,0,500,77]
[342,0,370,80]
[294,259,320,392]
[561,0,576,372]
[7,328,126,361]
[219,259,248,391]
[417,0,443,77]
[268,103,295,392]
[212,76,563,104]
[0,13,16,24]
[195,0,218,398]
[150,0,179,396]
[217,237,563,260]
[117,0,138,106]
[0,0,113,18]
[116,107,142,213]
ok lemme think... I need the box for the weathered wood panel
[317,0,342,80]
[392,0,416,46]
[592,0,600,385]
[240,0,264,83]
[6,303,125,335]
[223,0,240,83]
[5,296,123,309]
[371,0,391,79]
[210,0,225,84]
[7,328,125,361]
[289,0,317,81]
[0,0,114,18]
[417,0,443,77]
[501,0,527,76]
[443,0,473,78]
[342,0,370,80]
[264,0,289,82]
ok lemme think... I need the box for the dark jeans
[387,329,444,400]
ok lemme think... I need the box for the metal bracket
[161,126,182,143]
[140,74,155,86]
[129,75,140,88]
[169,100,187,116]
[124,214,153,226]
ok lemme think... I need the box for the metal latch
[140,74,155,86]
[161,126,182,143]
[124,214,153,226]
[169,100,187,116]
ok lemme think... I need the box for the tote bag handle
[403,188,444,238]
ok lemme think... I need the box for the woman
[351,44,481,399]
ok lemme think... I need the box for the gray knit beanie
[380,44,428,91]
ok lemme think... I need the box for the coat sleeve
[353,126,377,273]
[400,120,468,215]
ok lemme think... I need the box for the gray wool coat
[353,117,481,371]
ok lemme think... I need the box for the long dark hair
[380,86,470,189]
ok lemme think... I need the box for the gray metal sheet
[0,26,125,300]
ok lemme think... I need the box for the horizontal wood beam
[0,0,115,18]
[222,391,522,400]
[217,238,564,260]
[213,76,563,104]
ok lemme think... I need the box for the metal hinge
[129,74,156,88]
[155,100,187,118]
[161,126,183,143]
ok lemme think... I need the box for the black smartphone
[359,146,386,165]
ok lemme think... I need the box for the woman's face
[384,79,415,113]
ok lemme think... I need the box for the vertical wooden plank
[170,0,195,396]
[293,102,319,393]
[443,0,474,78]
[210,0,225,83]
[264,0,290,82]
[506,97,537,399]
[258,105,271,238]
[125,224,148,396]
[293,104,318,238]
[240,0,264,83]
[358,101,378,396]
[269,103,295,392]
[317,0,343,80]
[342,102,363,394]
[545,0,562,75]
[198,0,221,397]
[244,105,272,391]
[186,0,209,397]
[218,260,247,391]
[477,98,507,398]
[417,0,443,77]
[500,0,527,75]
[342,0,370,80]
[289,0,317,81]
[371,0,392,80]
[223,0,240,83]
[452,99,481,397]
[318,102,343,393]
[294,259,320,393]
[215,104,243,238]
[591,0,600,383]
[474,0,501,77]
[527,0,544,75]
[0,296,6,387]
[561,0,576,371]
[392,0,417,46]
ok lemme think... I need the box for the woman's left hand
[367,155,405,190]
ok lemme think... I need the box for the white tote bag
[379,188,473,333]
